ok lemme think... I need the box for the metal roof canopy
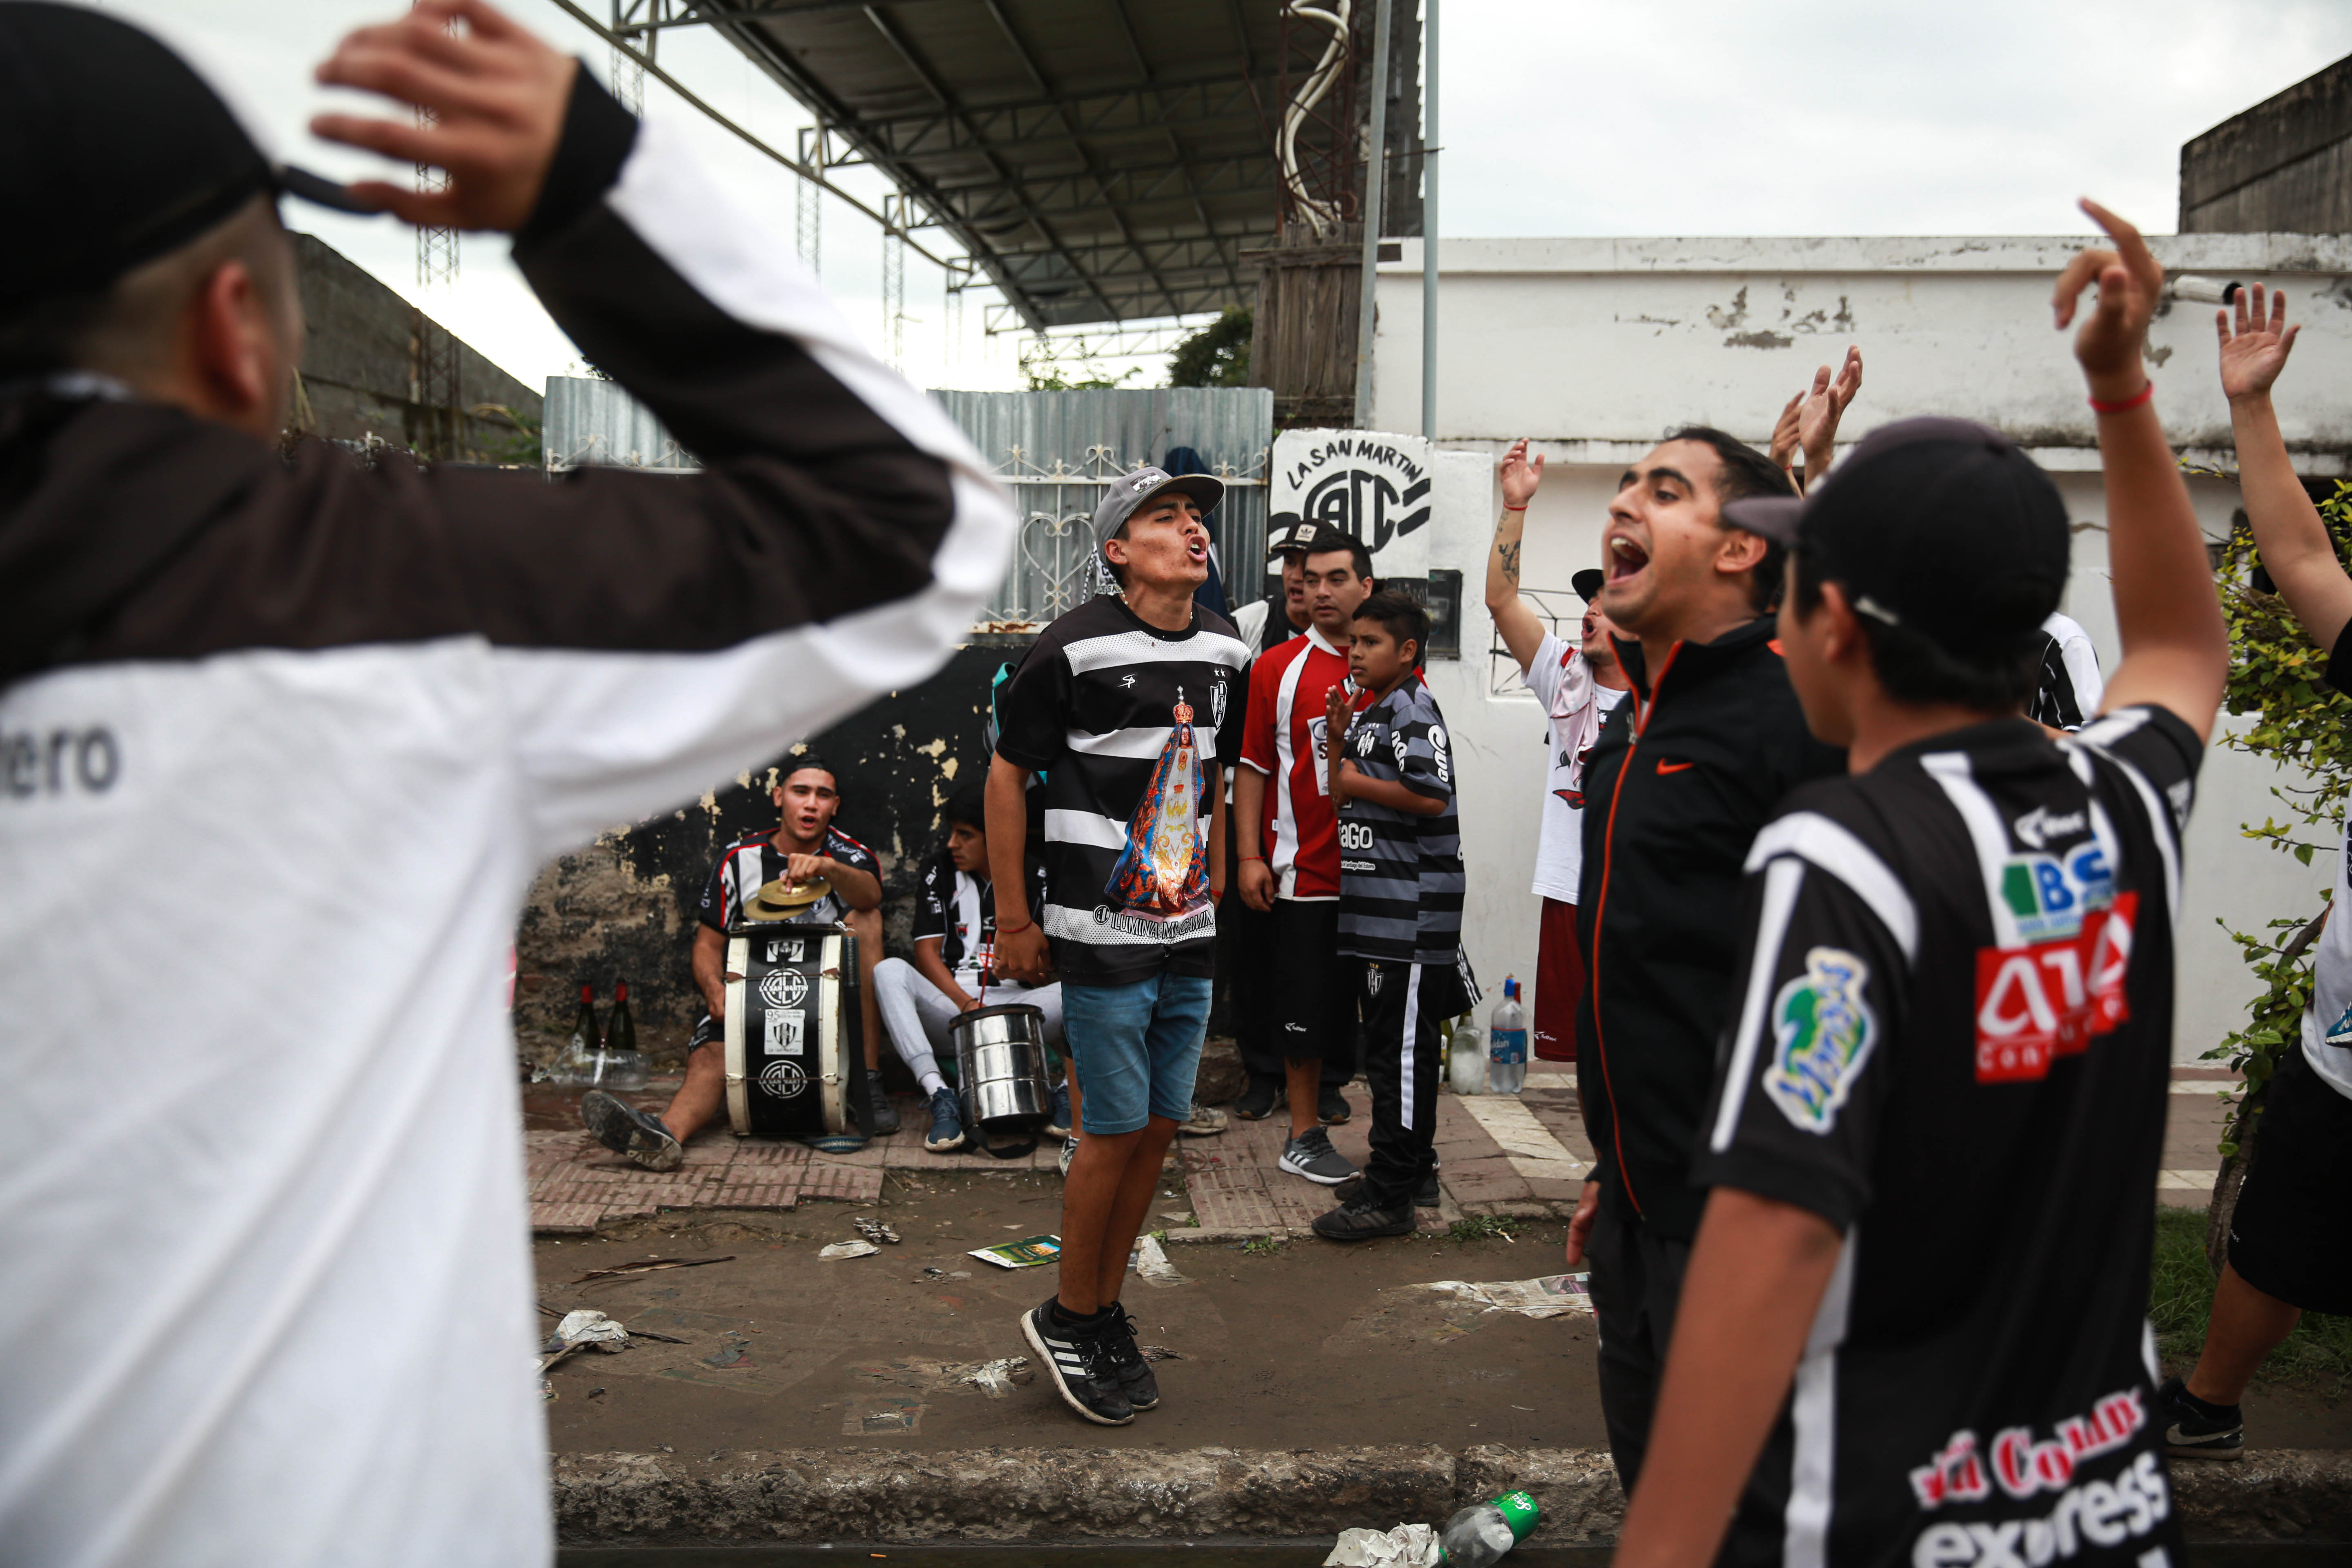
[621,0,1287,331]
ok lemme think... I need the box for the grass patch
[1239,1236,1286,1257]
[2148,1207,2352,1398]
[1446,1214,1523,1243]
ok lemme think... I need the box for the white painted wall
[1372,235,2352,1062]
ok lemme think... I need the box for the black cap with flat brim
[0,4,373,315]
[1572,568,1605,602]
[1722,416,2070,659]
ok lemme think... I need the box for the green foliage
[1445,1214,1522,1243]
[1022,364,1139,392]
[1239,1235,1286,1256]
[2208,480,2352,1152]
[1167,306,1253,389]
[2149,1207,2351,1394]
[473,404,542,468]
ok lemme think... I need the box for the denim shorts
[1061,972,1212,1135]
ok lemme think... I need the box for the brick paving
[526,1059,2237,1235]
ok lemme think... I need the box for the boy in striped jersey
[1312,590,1470,1241]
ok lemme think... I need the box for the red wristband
[2089,382,2154,414]
[997,917,1032,935]
[1503,504,1528,512]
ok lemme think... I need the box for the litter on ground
[1415,1273,1594,1318]
[820,1241,881,1260]
[1322,1522,1442,1566]
[1131,1233,1190,1286]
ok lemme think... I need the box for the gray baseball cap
[1091,466,1225,545]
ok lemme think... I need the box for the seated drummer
[581,755,894,1169]
[873,783,1067,1154]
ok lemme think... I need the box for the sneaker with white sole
[1278,1126,1358,1185]
[580,1090,682,1172]
[922,1086,967,1152]
[1019,1299,1133,1425]
[2156,1375,2245,1460]
[1177,1102,1227,1137]
[1058,1135,1080,1176]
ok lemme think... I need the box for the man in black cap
[1610,204,2226,1568]
[1232,513,1318,654]
[0,3,1011,1561]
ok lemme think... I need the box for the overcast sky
[100,0,2352,394]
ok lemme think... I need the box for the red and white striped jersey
[1238,625,1358,900]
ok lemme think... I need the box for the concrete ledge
[554,1446,2350,1546]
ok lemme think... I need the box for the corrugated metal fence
[544,380,1274,628]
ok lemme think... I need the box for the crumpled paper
[1323,1522,1441,1567]
[820,1241,880,1260]
[551,1309,630,1349]
[1131,1233,1190,1286]
[1417,1272,1594,1318]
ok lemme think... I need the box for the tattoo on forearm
[1499,539,1521,585]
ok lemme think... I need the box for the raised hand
[312,0,577,233]
[1767,391,1804,472]
[2053,198,2164,401]
[1323,682,1354,748]
[1499,438,1545,510]
[2218,282,2301,404]
[1798,345,1864,474]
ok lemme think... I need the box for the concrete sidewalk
[525,1059,2237,1237]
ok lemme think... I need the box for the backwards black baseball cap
[1722,416,2069,659]
[0,4,371,314]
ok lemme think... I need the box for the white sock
[919,1070,947,1099]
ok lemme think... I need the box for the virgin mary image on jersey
[1106,689,1212,918]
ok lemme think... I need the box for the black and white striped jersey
[1693,708,2201,1568]
[0,76,1014,1568]
[698,827,879,930]
[993,595,1247,986]
[1336,674,1464,965]
[2028,612,2106,731]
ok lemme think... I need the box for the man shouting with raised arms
[0,5,1011,1564]
[1612,203,2227,1568]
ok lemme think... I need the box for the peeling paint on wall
[511,643,1020,1065]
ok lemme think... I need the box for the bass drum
[723,921,856,1139]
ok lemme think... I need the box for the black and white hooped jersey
[1336,674,1463,965]
[993,594,1248,986]
[1694,708,2201,1568]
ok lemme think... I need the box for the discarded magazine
[1416,1272,1594,1318]
[967,1233,1062,1268]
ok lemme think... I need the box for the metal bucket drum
[722,922,857,1139]
[951,1002,1055,1135]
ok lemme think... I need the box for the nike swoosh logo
[1656,759,1695,775]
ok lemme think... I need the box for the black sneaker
[581,1090,682,1172]
[2156,1375,2245,1460]
[1232,1078,1285,1121]
[859,1069,900,1136]
[1019,1300,1134,1426]
[1336,1167,1442,1209]
[1096,1303,1159,1410]
[1278,1126,1358,1185]
[1317,1085,1352,1125]
[1312,1196,1417,1241]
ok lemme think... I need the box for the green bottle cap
[1493,1490,1541,1541]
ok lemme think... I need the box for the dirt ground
[535,1170,2350,1459]
[539,1169,1606,1455]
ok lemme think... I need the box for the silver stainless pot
[950,1002,1055,1133]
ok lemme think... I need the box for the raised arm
[2051,201,2228,741]
[2219,285,2352,651]
[1486,439,1550,672]
[1766,347,1863,493]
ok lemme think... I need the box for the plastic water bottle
[550,983,602,1087]
[1439,1489,1541,1566]
[1488,978,1528,1095]
[1448,1016,1487,1096]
